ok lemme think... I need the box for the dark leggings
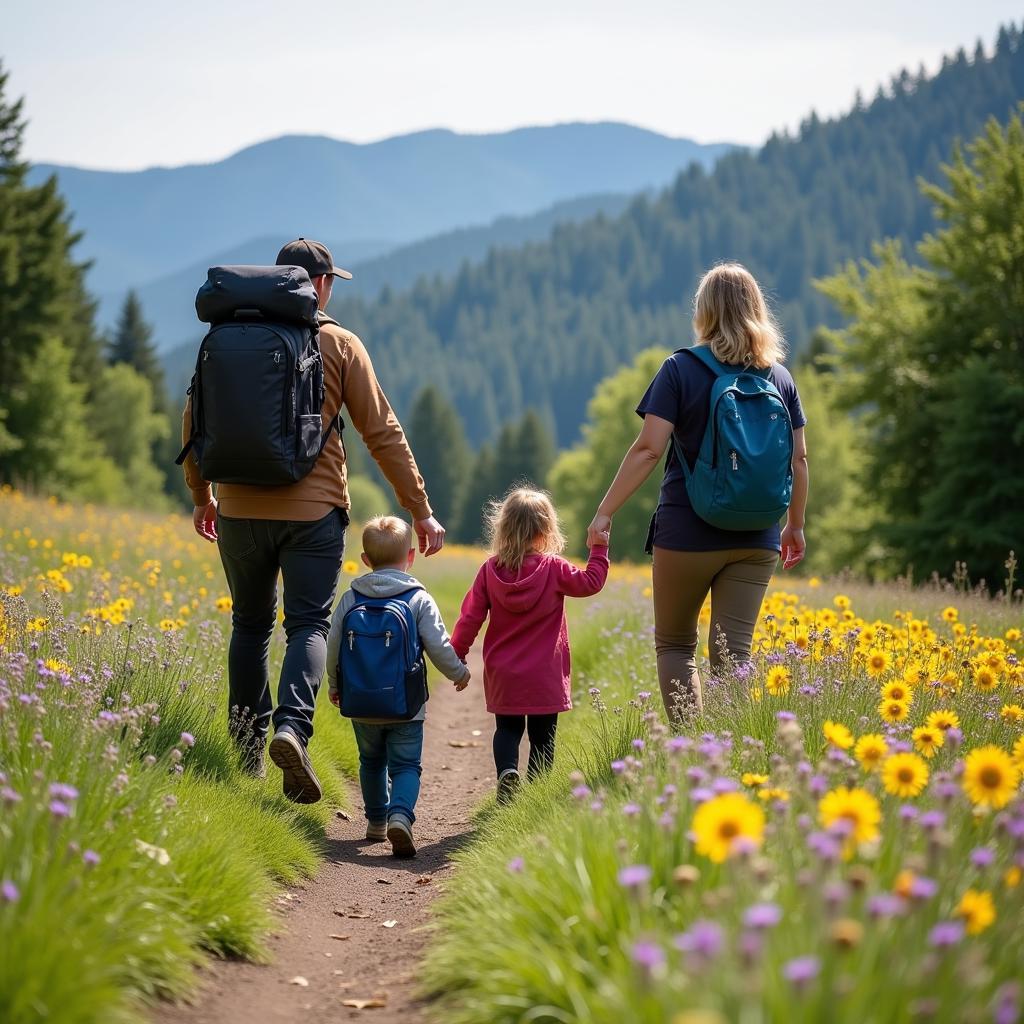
[493,714,559,779]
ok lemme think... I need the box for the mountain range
[29,122,731,316]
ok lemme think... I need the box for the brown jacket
[182,316,431,522]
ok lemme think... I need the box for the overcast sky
[5,0,1020,170]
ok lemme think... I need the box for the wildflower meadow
[1,487,1022,1023]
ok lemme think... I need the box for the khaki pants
[652,546,778,721]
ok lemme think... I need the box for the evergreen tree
[109,291,166,411]
[406,385,470,529]
[455,444,498,544]
[490,409,556,496]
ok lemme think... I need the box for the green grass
[421,576,1024,1024]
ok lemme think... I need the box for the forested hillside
[333,29,1024,446]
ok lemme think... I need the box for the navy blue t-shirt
[636,349,807,553]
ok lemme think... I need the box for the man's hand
[414,516,445,557]
[328,689,340,708]
[193,499,219,543]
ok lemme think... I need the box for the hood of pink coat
[486,554,552,613]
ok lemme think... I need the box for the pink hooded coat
[451,545,609,715]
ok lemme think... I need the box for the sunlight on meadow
[1,489,1022,1023]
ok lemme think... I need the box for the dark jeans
[217,508,348,751]
[493,713,559,779]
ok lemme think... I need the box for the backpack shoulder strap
[682,345,729,377]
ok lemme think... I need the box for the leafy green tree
[406,386,470,529]
[346,475,395,524]
[91,363,169,508]
[818,113,1024,584]
[109,291,166,411]
[550,348,669,559]
[4,336,124,501]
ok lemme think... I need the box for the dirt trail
[155,651,492,1024]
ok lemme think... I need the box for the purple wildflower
[806,831,841,863]
[506,857,524,874]
[180,732,195,748]
[1,880,18,903]
[783,956,820,987]
[48,783,79,801]
[631,738,645,751]
[618,864,653,889]
[945,727,964,749]
[610,760,626,775]
[776,710,796,722]
[928,920,964,948]
[743,902,782,930]
[690,787,714,804]
[83,849,101,867]
[49,800,70,819]
[572,785,591,800]
[675,920,724,960]
[868,893,906,919]
[909,876,938,900]
[1,787,21,805]
[970,846,995,868]
[920,810,946,831]
[898,804,918,823]
[808,774,827,797]
[631,939,665,973]
[622,802,641,817]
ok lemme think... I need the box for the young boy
[326,516,470,857]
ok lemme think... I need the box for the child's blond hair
[362,515,413,568]
[486,487,566,572]
[693,262,786,369]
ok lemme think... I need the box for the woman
[587,263,808,721]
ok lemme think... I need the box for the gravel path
[154,651,492,1023]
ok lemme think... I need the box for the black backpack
[175,265,342,486]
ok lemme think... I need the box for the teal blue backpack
[674,347,794,530]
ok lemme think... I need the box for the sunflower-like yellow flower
[691,792,765,864]
[1000,704,1024,725]
[818,786,881,849]
[1014,736,1024,770]
[912,726,944,759]
[973,664,1000,692]
[962,745,1021,809]
[878,697,910,723]
[741,773,769,788]
[1006,627,1022,644]
[926,709,960,733]
[882,752,929,798]
[834,594,851,610]
[865,649,891,678]
[823,721,854,750]
[343,559,359,575]
[882,682,914,708]
[765,666,791,696]
[854,733,888,773]
[956,888,996,935]
[941,606,959,623]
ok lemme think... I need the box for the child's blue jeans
[351,720,424,824]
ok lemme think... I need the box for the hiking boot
[365,820,388,842]
[268,724,322,804]
[387,814,416,858]
[496,768,521,806]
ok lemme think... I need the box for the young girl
[451,487,609,803]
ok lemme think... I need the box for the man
[182,238,444,804]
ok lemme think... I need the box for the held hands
[586,513,612,549]
[193,499,218,543]
[328,688,340,708]
[414,516,445,557]
[781,524,806,570]
[454,664,470,692]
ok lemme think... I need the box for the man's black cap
[275,238,353,281]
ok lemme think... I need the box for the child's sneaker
[496,768,521,806]
[386,813,416,858]
[365,820,387,842]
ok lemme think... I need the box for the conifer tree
[109,291,166,411]
[456,443,498,545]
[406,385,470,529]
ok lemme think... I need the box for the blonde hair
[361,515,412,567]
[693,263,786,369]
[486,487,566,572]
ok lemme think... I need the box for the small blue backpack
[674,346,794,530]
[337,590,428,720]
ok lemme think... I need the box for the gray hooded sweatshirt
[326,568,469,723]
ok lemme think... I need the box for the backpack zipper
[385,630,392,648]
[730,450,739,471]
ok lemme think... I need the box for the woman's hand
[587,513,612,548]
[780,524,806,569]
